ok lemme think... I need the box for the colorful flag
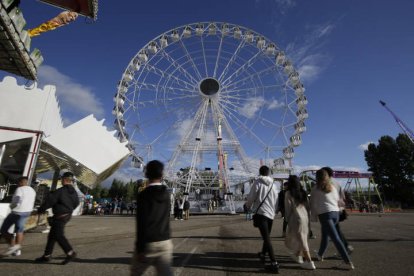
[28,11,78,37]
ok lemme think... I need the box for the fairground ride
[300,170,383,212]
[380,100,414,143]
[112,22,308,213]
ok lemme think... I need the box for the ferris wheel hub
[199,77,220,96]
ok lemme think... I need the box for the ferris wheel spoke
[221,84,285,95]
[143,63,195,89]
[218,39,246,83]
[160,50,200,84]
[223,67,280,91]
[219,94,249,102]
[218,102,267,148]
[213,34,224,78]
[178,40,204,80]
[134,82,196,95]
[221,51,262,86]
[132,94,199,107]
[221,66,278,91]
[219,97,281,129]
[135,108,185,130]
[200,36,209,77]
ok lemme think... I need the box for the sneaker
[35,255,51,263]
[266,262,279,274]
[337,262,355,270]
[313,250,323,261]
[2,244,21,256]
[301,261,316,270]
[12,250,21,256]
[291,255,303,264]
[258,252,266,263]
[308,231,316,239]
[347,245,354,254]
[61,251,77,265]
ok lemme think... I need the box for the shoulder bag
[252,184,273,227]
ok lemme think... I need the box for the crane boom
[380,100,414,143]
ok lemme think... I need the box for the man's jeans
[256,214,276,262]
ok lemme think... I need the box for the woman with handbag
[310,169,354,270]
[321,167,354,255]
[245,166,280,274]
[284,175,315,270]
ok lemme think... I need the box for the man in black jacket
[131,160,172,276]
[35,171,79,265]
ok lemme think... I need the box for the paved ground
[1,212,414,275]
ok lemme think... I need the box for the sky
[1,0,413,185]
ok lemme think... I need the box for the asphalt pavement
[1,212,414,275]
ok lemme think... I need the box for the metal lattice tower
[380,100,414,143]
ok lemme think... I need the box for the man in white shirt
[0,176,36,257]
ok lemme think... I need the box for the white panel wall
[0,76,63,136]
[44,115,130,174]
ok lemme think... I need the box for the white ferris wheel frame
[113,22,308,192]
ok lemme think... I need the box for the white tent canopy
[0,76,130,187]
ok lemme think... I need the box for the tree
[90,183,103,201]
[364,134,414,207]
[124,180,136,202]
[100,187,109,199]
[109,179,122,199]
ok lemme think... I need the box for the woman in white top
[310,169,354,270]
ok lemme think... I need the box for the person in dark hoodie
[35,171,79,265]
[131,160,172,276]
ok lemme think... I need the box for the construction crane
[379,100,414,143]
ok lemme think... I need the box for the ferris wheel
[113,22,308,197]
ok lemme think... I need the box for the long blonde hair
[316,169,332,193]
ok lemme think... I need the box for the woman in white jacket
[245,166,280,273]
[310,169,354,270]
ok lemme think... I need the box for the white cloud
[274,0,296,14]
[267,99,285,110]
[359,141,375,151]
[286,22,336,83]
[176,118,193,140]
[38,65,104,118]
[297,64,322,83]
[315,24,334,38]
[239,97,265,118]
